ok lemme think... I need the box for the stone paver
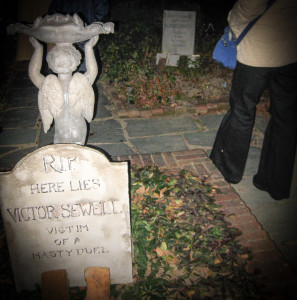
[184,130,217,147]
[125,115,199,137]
[255,114,270,133]
[89,119,126,143]
[10,77,35,89]
[198,114,224,129]
[6,87,38,102]
[93,104,112,119]
[0,107,39,128]
[0,146,37,170]
[90,143,136,157]
[130,135,188,154]
[0,128,37,145]
[38,125,54,147]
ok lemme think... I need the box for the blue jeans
[210,61,297,199]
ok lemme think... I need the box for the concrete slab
[252,203,297,234]
[14,70,30,80]
[244,147,261,176]
[39,120,126,146]
[198,114,224,130]
[0,128,37,145]
[232,178,274,210]
[0,147,36,170]
[88,120,126,143]
[11,77,35,89]
[6,87,38,101]
[38,125,54,147]
[130,135,188,154]
[4,96,37,108]
[0,146,17,155]
[255,114,270,133]
[280,247,297,271]
[233,167,297,272]
[93,104,112,119]
[184,131,217,147]
[92,84,112,119]
[96,84,110,105]
[88,143,136,158]
[0,107,39,128]
[126,115,199,137]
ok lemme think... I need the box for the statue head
[47,43,81,73]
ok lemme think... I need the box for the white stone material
[7,14,114,145]
[7,14,114,44]
[162,10,196,56]
[156,53,200,67]
[0,145,132,291]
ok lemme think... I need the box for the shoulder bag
[212,0,276,69]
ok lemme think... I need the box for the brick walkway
[116,149,297,299]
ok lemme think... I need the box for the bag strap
[235,0,276,45]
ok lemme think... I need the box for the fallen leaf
[186,290,196,297]
[194,266,212,279]
[135,185,146,194]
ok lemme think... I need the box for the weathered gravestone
[162,10,196,55]
[0,144,132,292]
[157,10,197,67]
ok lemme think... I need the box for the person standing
[210,0,297,200]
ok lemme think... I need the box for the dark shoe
[225,177,241,184]
[252,175,288,200]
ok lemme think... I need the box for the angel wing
[38,75,64,132]
[68,73,95,122]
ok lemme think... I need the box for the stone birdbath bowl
[7,13,114,43]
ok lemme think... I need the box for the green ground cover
[110,166,262,299]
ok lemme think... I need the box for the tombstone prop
[156,10,198,67]
[0,144,132,292]
[7,14,114,145]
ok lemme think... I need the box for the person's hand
[85,35,99,48]
[102,22,114,34]
[29,36,42,49]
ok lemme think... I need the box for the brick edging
[116,149,297,298]
[113,101,270,119]
[115,103,229,118]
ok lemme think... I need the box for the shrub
[99,0,227,108]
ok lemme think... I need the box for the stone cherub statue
[29,36,98,145]
[7,14,114,145]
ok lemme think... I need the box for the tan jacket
[228,0,297,67]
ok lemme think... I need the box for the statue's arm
[84,35,99,85]
[28,37,45,89]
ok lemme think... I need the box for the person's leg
[254,63,297,200]
[210,62,270,183]
[75,40,100,74]
[76,41,87,72]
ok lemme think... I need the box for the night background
[2,1,296,300]
[0,0,236,89]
